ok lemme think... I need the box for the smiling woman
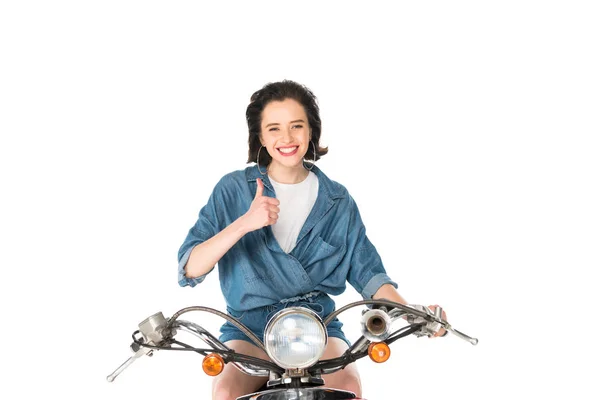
[258,99,313,181]
[246,81,329,184]
[176,80,446,400]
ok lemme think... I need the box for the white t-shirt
[269,171,319,253]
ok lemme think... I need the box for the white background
[1,1,599,399]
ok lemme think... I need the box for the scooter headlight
[264,307,327,369]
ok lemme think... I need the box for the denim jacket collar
[245,163,345,201]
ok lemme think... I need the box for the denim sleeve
[177,178,225,288]
[345,196,398,299]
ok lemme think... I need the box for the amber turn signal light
[202,353,225,376]
[368,342,391,363]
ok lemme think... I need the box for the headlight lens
[264,307,327,369]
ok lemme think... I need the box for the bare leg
[211,340,270,400]
[321,337,362,398]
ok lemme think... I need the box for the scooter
[107,299,478,399]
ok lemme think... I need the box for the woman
[178,80,446,399]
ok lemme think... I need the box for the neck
[267,164,309,184]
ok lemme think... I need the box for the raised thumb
[255,178,264,198]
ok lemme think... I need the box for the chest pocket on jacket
[301,236,346,271]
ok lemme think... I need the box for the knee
[212,379,237,400]
[344,375,362,398]
[325,370,362,398]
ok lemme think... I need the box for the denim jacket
[177,165,398,312]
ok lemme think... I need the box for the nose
[281,128,293,142]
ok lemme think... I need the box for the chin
[273,158,303,169]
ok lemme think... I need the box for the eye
[292,124,303,129]
[269,127,280,131]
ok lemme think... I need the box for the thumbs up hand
[241,178,280,232]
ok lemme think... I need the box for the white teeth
[278,147,298,154]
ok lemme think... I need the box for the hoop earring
[256,146,267,175]
[304,141,317,171]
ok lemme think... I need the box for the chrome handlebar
[107,302,477,381]
[106,318,272,382]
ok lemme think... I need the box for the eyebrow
[265,119,306,128]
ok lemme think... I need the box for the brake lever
[395,305,479,345]
[106,341,152,382]
[107,312,172,382]
[445,326,479,345]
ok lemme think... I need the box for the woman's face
[260,98,312,171]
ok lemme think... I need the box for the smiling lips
[277,146,299,156]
